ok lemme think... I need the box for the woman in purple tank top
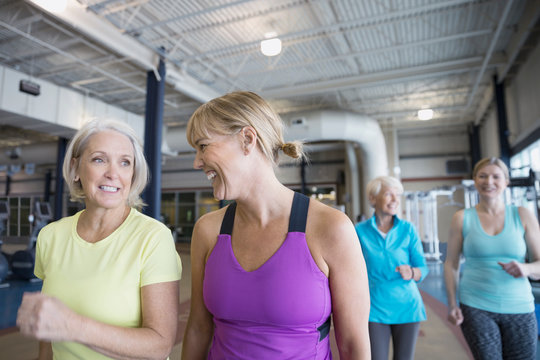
[181,91,371,359]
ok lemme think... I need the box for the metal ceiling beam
[261,56,489,98]
[232,29,493,79]
[98,0,150,16]
[465,0,514,108]
[498,0,540,81]
[346,88,474,109]
[183,0,478,61]
[367,105,467,119]
[122,0,256,34]
[28,0,219,103]
[0,19,150,93]
[387,118,472,131]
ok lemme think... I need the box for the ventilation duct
[283,110,388,217]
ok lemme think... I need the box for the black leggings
[460,304,537,360]
[368,321,420,360]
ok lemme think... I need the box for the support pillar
[493,75,511,166]
[54,138,68,221]
[469,124,481,171]
[142,59,166,220]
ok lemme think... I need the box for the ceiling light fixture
[31,0,68,13]
[260,32,282,57]
[417,108,434,121]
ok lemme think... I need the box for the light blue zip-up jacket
[355,215,428,324]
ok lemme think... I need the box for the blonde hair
[366,176,404,208]
[186,91,305,165]
[472,157,509,182]
[63,119,148,210]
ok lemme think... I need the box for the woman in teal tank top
[444,157,540,360]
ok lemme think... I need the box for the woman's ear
[71,158,80,181]
[368,194,376,207]
[240,126,257,155]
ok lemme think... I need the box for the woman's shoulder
[308,200,351,226]
[395,217,418,232]
[453,208,466,219]
[450,208,465,230]
[307,200,356,242]
[40,212,78,233]
[37,213,79,247]
[516,205,536,227]
[193,206,228,240]
[196,205,228,227]
[129,209,170,233]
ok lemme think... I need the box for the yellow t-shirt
[35,208,182,359]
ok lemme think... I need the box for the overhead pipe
[283,110,388,217]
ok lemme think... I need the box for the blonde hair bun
[281,141,304,159]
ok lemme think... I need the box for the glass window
[511,138,540,221]
[178,193,195,203]
[531,146,540,172]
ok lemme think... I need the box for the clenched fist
[17,292,79,342]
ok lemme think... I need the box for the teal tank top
[459,205,534,313]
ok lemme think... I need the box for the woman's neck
[476,198,505,215]
[375,212,394,232]
[78,205,131,243]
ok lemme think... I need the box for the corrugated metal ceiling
[0,0,539,143]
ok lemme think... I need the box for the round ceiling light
[417,108,434,121]
[260,32,282,57]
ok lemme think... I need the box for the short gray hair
[63,119,148,210]
[366,176,404,207]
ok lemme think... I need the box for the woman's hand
[395,264,414,280]
[16,292,78,342]
[498,260,528,278]
[447,306,464,326]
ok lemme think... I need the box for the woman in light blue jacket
[355,175,428,360]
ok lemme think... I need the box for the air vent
[446,159,469,174]
[19,79,40,96]
[290,117,305,126]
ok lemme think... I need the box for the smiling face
[371,185,402,217]
[474,164,508,199]
[192,130,245,200]
[75,130,134,211]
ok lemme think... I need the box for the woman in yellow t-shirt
[16,119,182,360]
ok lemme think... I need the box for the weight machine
[10,201,52,281]
[404,189,457,263]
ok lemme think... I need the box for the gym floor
[0,243,537,359]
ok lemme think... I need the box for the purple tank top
[203,192,332,359]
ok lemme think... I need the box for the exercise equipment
[403,183,473,263]
[10,201,51,280]
[0,201,10,287]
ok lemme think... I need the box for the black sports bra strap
[288,192,310,233]
[219,202,237,235]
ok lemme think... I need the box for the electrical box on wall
[19,79,40,96]
[290,117,306,126]
[446,159,469,174]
